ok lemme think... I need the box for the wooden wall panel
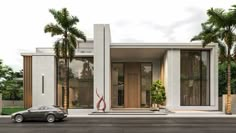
[124,63,140,108]
[160,58,165,84]
[23,56,32,108]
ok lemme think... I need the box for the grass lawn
[1,107,25,115]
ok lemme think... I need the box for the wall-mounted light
[42,74,44,94]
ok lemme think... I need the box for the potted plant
[150,80,166,111]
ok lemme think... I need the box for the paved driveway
[0,117,236,133]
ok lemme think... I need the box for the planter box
[222,94,236,114]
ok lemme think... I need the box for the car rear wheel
[15,114,23,123]
[46,114,55,123]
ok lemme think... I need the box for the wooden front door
[124,63,140,108]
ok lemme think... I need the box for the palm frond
[68,16,79,27]
[54,39,63,57]
[207,8,226,28]
[233,45,236,61]
[68,27,86,41]
[68,44,75,62]
[191,23,220,47]
[49,9,64,27]
[68,34,77,48]
[191,35,202,42]
[44,23,64,36]
[218,39,227,63]
[61,39,68,58]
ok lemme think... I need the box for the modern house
[21,24,218,114]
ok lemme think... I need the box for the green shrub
[151,80,166,105]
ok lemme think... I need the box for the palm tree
[191,6,236,114]
[44,8,86,109]
[191,23,228,63]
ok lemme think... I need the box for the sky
[0,0,235,71]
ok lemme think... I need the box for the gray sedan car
[11,105,67,123]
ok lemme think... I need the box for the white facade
[22,24,218,114]
[32,55,56,106]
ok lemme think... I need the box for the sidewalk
[68,111,236,118]
[2,111,236,118]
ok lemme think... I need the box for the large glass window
[111,63,124,108]
[57,57,94,109]
[141,63,152,108]
[180,51,210,106]
[111,63,152,108]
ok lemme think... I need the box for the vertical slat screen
[23,56,32,108]
[160,58,165,84]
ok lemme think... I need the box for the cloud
[136,6,207,42]
[0,0,235,71]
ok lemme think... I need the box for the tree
[44,8,86,109]
[0,59,15,93]
[191,6,236,114]
[219,61,236,96]
[0,59,23,101]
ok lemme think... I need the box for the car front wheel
[15,114,23,123]
[46,114,55,123]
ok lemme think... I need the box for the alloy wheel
[47,115,55,123]
[15,115,23,123]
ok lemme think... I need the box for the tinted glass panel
[111,63,124,107]
[141,63,152,108]
[57,57,94,109]
[180,51,210,106]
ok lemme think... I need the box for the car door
[26,106,41,120]
[37,106,48,119]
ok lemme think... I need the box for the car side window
[39,106,46,110]
[30,106,40,110]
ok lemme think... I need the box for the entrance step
[89,110,167,115]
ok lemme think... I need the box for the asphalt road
[0,117,236,133]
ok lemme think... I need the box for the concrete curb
[66,114,236,118]
[0,115,11,118]
[2,114,236,118]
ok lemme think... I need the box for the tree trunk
[226,50,232,114]
[66,58,69,109]
[63,58,68,110]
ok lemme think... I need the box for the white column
[211,44,218,109]
[93,24,105,111]
[104,24,111,111]
[165,50,180,108]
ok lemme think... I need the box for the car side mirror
[28,109,31,112]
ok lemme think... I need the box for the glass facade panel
[141,63,152,108]
[201,51,210,105]
[111,63,152,108]
[57,57,94,109]
[111,63,124,108]
[180,51,210,106]
[57,59,66,107]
